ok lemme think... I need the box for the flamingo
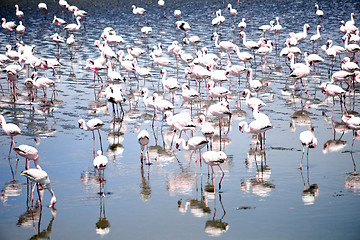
[161,68,180,101]
[238,18,246,30]
[15,4,24,19]
[341,57,359,72]
[134,61,152,86]
[126,45,145,60]
[78,118,105,153]
[140,88,155,109]
[238,115,273,148]
[14,145,41,170]
[258,21,275,38]
[207,80,230,100]
[105,84,126,118]
[25,72,55,102]
[319,82,348,118]
[132,5,148,26]
[233,46,254,67]
[273,17,283,40]
[21,169,56,208]
[255,40,273,65]
[178,50,194,64]
[239,31,261,54]
[138,130,150,164]
[342,114,360,153]
[294,23,310,46]
[208,100,232,138]
[181,83,199,113]
[246,68,263,92]
[106,62,125,82]
[158,0,166,18]
[211,32,237,59]
[1,18,17,43]
[93,150,108,184]
[164,111,196,139]
[38,3,47,20]
[174,10,181,18]
[64,16,81,33]
[153,93,174,123]
[176,21,191,36]
[310,25,321,52]
[225,59,246,87]
[0,115,21,159]
[175,136,209,164]
[198,114,215,149]
[227,4,237,25]
[314,3,324,29]
[299,127,318,169]
[243,89,266,110]
[202,150,227,190]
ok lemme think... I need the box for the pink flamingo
[15,4,24,20]
[158,0,166,18]
[342,115,360,153]
[1,18,17,43]
[132,5,148,26]
[299,127,318,169]
[243,89,266,110]
[164,111,196,139]
[320,82,348,118]
[78,118,105,153]
[211,32,237,59]
[0,114,21,159]
[175,136,209,164]
[21,168,56,208]
[202,150,226,190]
[14,144,41,170]
[137,130,150,165]
[93,150,108,195]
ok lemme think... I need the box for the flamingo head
[78,119,85,129]
[49,195,56,208]
[238,122,245,133]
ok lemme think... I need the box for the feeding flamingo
[138,130,150,165]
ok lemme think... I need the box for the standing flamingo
[203,150,227,190]
[211,32,237,60]
[78,118,105,153]
[299,127,318,169]
[14,144,41,170]
[175,136,209,165]
[342,115,360,153]
[132,5,148,26]
[21,169,56,208]
[158,0,166,18]
[0,115,21,159]
[93,150,108,190]
[138,130,150,165]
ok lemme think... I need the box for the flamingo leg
[218,165,225,190]
[300,146,305,169]
[97,129,103,153]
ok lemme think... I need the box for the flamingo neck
[214,34,220,48]
[180,138,189,150]
[0,115,5,126]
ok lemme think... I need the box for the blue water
[0,0,360,239]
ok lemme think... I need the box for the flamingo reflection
[17,206,56,239]
[300,166,319,205]
[96,195,110,236]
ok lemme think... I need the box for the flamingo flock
[0,1,360,233]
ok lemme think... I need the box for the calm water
[0,0,360,239]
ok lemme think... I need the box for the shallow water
[0,0,360,239]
